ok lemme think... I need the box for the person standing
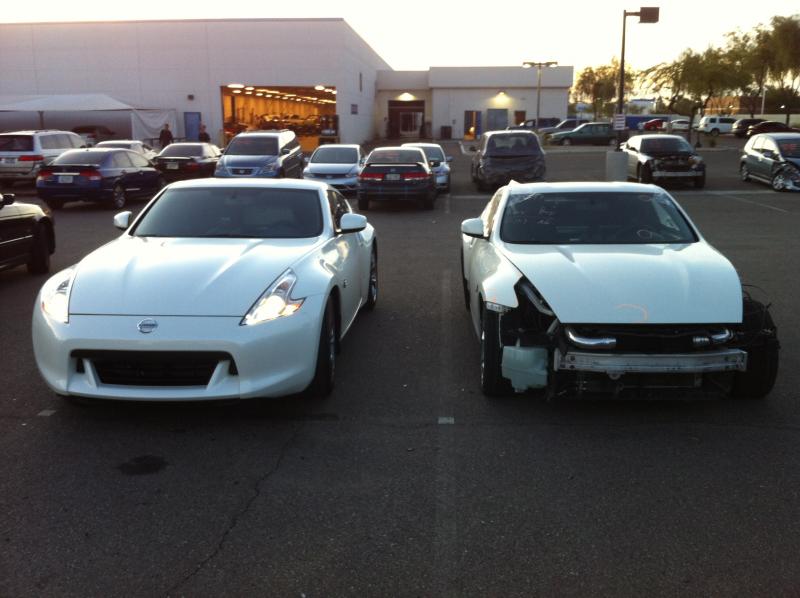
[198,124,211,143]
[159,123,174,148]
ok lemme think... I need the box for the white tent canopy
[0,94,177,145]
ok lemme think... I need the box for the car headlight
[241,269,305,326]
[258,161,280,175]
[689,155,703,166]
[40,267,76,324]
[214,163,227,175]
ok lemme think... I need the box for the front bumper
[37,184,110,202]
[304,173,359,192]
[32,294,325,401]
[358,181,433,200]
[554,348,747,374]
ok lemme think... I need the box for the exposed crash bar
[555,348,747,374]
[565,326,616,349]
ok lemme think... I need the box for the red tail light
[359,172,383,181]
[20,154,45,162]
[79,169,102,181]
[36,169,54,181]
[403,172,429,180]
[185,161,201,170]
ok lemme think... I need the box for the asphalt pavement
[2,142,799,597]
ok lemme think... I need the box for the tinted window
[778,139,800,158]
[128,152,151,167]
[112,152,133,168]
[721,118,736,124]
[640,138,694,154]
[55,134,75,148]
[225,136,279,156]
[368,149,425,163]
[160,144,204,157]
[53,150,109,165]
[132,187,323,239]
[0,135,33,151]
[407,145,445,161]
[40,135,60,150]
[500,191,697,245]
[485,134,541,156]
[311,147,359,164]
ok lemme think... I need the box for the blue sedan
[36,148,164,210]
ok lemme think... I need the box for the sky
[2,0,796,74]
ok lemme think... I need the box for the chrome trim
[565,326,616,349]
[692,336,711,348]
[555,348,747,374]
[711,329,732,344]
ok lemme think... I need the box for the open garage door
[220,85,337,152]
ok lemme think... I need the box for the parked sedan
[0,193,54,275]
[746,121,800,137]
[96,140,158,161]
[538,118,589,136]
[740,133,800,192]
[664,118,690,132]
[732,118,765,138]
[549,122,618,146]
[357,146,437,210]
[154,143,222,181]
[460,182,779,399]
[622,134,705,188]
[36,148,164,210]
[641,118,665,131]
[32,179,378,402]
[303,144,363,194]
[402,142,452,192]
[469,130,546,191]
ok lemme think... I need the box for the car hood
[305,162,358,175]
[221,155,277,168]
[499,242,742,324]
[70,236,321,316]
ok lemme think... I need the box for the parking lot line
[438,416,455,424]
[37,410,56,417]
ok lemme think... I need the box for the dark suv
[214,130,304,178]
[470,130,546,191]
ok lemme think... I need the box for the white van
[695,116,737,136]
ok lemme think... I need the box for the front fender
[479,253,523,310]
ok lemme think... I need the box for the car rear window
[368,149,425,163]
[225,137,279,156]
[500,191,697,245]
[778,140,800,158]
[310,147,358,164]
[53,151,109,165]
[485,134,542,157]
[159,144,204,158]
[132,187,324,239]
[0,135,34,152]
[407,145,445,161]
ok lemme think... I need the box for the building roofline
[0,17,346,27]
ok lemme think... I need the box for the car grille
[72,350,235,387]
[232,168,254,175]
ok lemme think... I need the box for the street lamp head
[522,60,558,68]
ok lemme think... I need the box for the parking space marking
[37,410,56,417]
[438,416,455,425]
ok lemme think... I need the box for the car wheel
[460,251,470,311]
[480,306,512,397]
[694,173,706,189]
[608,137,617,146]
[562,139,572,146]
[307,298,337,398]
[771,171,786,192]
[710,128,719,137]
[740,164,751,182]
[731,299,779,399]
[638,165,653,184]
[364,247,378,311]
[357,194,369,211]
[45,198,64,210]
[110,185,126,209]
[26,225,50,275]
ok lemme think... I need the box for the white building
[0,18,573,146]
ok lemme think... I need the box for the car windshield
[640,138,694,154]
[778,140,800,158]
[159,144,204,157]
[485,134,541,157]
[408,146,445,161]
[53,151,108,165]
[500,191,697,244]
[132,187,323,239]
[310,147,358,164]
[368,149,424,163]
[225,137,279,156]
[0,135,34,151]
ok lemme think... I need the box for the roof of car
[370,146,425,153]
[504,181,664,195]
[97,140,140,145]
[313,144,361,150]
[402,142,444,148]
[758,132,800,140]
[636,134,688,141]
[164,178,331,192]
[0,130,73,135]
[483,129,538,137]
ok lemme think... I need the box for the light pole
[616,7,659,147]
[522,61,558,130]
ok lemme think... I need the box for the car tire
[306,298,337,399]
[460,251,470,311]
[710,128,719,137]
[364,247,378,311]
[740,164,751,182]
[771,171,786,192]
[638,165,653,184]
[45,198,64,211]
[731,299,779,399]
[27,225,50,275]
[694,173,706,189]
[480,306,512,397]
[562,139,572,146]
[110,185,126,209]
[357,194,369,211]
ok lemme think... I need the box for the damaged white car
[461,182,779,399]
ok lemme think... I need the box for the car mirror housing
[113,211,132,230]
[340,213,367,234]
[461,218,486,239]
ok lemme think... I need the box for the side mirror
[461,218,486,239]
[340,213,367,233]
[429,160,441,168]
[1,193,14,207]
[113,211,132,230]
[303,156,309,166]
[446,156,453,162]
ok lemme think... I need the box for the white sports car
[461,182,779,399]
[33,179,378,401]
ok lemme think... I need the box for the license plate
[57,175,73,184]
[2,157,15,164]
[166,163,179,170]
[385,173,401,181]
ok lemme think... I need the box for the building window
[351,104,359,115]
[359,72,363,92]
